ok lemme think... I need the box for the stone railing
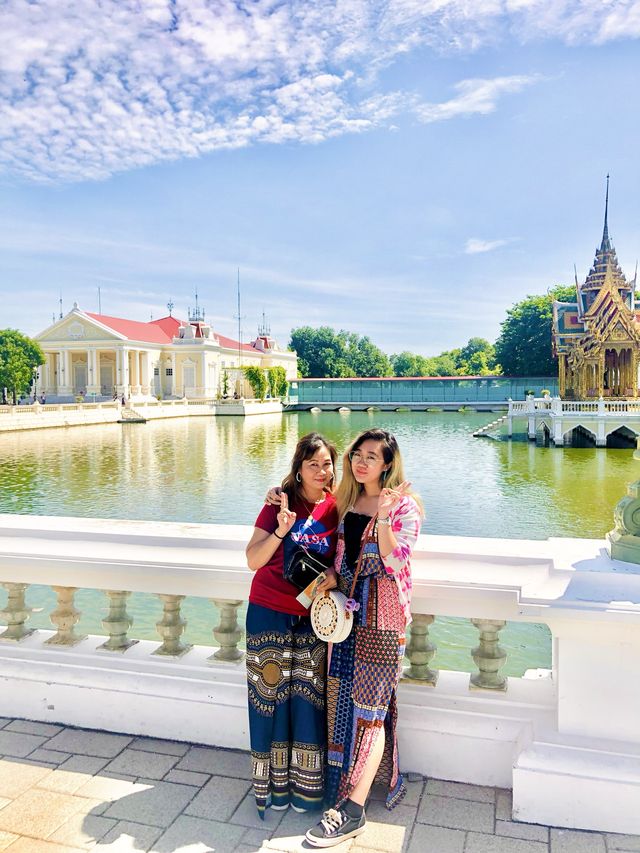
[508,397,640,416]
[0,515,639,834]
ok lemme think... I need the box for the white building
[34,304,297,402]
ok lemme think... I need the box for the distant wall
[290,376,559,405]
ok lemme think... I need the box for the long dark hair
[336,428,423,518]
[281,432,337,505]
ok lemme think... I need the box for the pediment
[36,313,124,343]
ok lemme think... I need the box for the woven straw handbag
[310,514,377,644]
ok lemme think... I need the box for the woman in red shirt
[245,432,339,818]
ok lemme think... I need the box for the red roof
[216,333,257,352]
[86,313,179,344]
[85,313,250,350]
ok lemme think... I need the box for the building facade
[553,182,640,398]
[34,304,297,402]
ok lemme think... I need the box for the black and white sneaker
[305,807,366,847]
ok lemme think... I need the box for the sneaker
[305,807,366,847]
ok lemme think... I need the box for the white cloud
[414,75,540,122]
[0,1,637,183]
[465,237,510,253]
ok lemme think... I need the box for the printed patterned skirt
[246,603,327,817]
[326,567,407,811]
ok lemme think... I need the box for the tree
[391,352,424,376]
[289,326,392,377]
[243,366,268,400]
[0,329,45,404]
[457,337,500,375]
[344,334,393,377]
[495,286,572,376]
[289,327,352,378]
[267,366,288,398]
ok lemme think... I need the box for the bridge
[501,396,640,446]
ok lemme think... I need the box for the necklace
[300,493,326,524]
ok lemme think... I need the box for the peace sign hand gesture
[377,480,411,520]
[276,492,297,538]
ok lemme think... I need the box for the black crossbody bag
[284,545,332,591]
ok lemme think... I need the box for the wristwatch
[377,517,391,526]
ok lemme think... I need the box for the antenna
[234,268,246,371]
[98,286,102,314]
[59,293,63,319]
[167,299,174,317]
[52,312,56,325]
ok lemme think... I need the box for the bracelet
[273,530,287,540]
[377,517,391,526]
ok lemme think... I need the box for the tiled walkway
[0,718,638,852]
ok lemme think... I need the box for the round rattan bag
[310,590,353,643]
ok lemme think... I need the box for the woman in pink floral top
[306,429,423,848]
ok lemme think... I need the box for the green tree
[289,326,352,377]
[243,366,268,400]
[495,286,572,376]
[391,352,422,376]
[344,334,393,377]
[457,337,500,375]
[0,329,45,404]
[267,366,288,398]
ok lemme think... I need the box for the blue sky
[1,1,639,356]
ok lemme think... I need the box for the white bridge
[504,396,640,446]
[1,514,640,835]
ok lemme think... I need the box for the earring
[381,469,388,482]
[296,472,301,483]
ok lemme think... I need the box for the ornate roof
[581,175,631,296]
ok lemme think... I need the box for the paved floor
[0,718,638,853]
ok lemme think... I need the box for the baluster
[470,618,508,691]
[45,586,87,647]
[153,594,192,657]
[0,583,35,642]
[404,614,438,685]
[98,590,138,652]
[208,599,244,663]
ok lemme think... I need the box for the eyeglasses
[349,450,383,467]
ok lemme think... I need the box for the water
[0,411,635,674]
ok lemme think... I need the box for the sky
[1,1,640,356]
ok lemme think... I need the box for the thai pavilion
[34,303,297,402]
[553,180,640,399]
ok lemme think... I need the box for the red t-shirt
[249,494,339,616]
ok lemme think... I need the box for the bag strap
[348,513,378,601]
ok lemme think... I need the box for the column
[129,350,138,395]
[87,349,100,396]
[59,350,72,396]
[170,352,177,396]
[201,352,208,397]
[119,348,129,396]
[140,352,150,396]
[559,356,566,397]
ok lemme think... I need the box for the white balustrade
[0,516,639,834]
[0,582,34,641]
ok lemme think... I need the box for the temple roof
[581,175,631,294]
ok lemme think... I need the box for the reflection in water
[0,411,634,674]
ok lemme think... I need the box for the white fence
[1,515,639,833]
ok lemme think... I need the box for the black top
[344,511,373,573]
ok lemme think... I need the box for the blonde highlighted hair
[335,428,423,519]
